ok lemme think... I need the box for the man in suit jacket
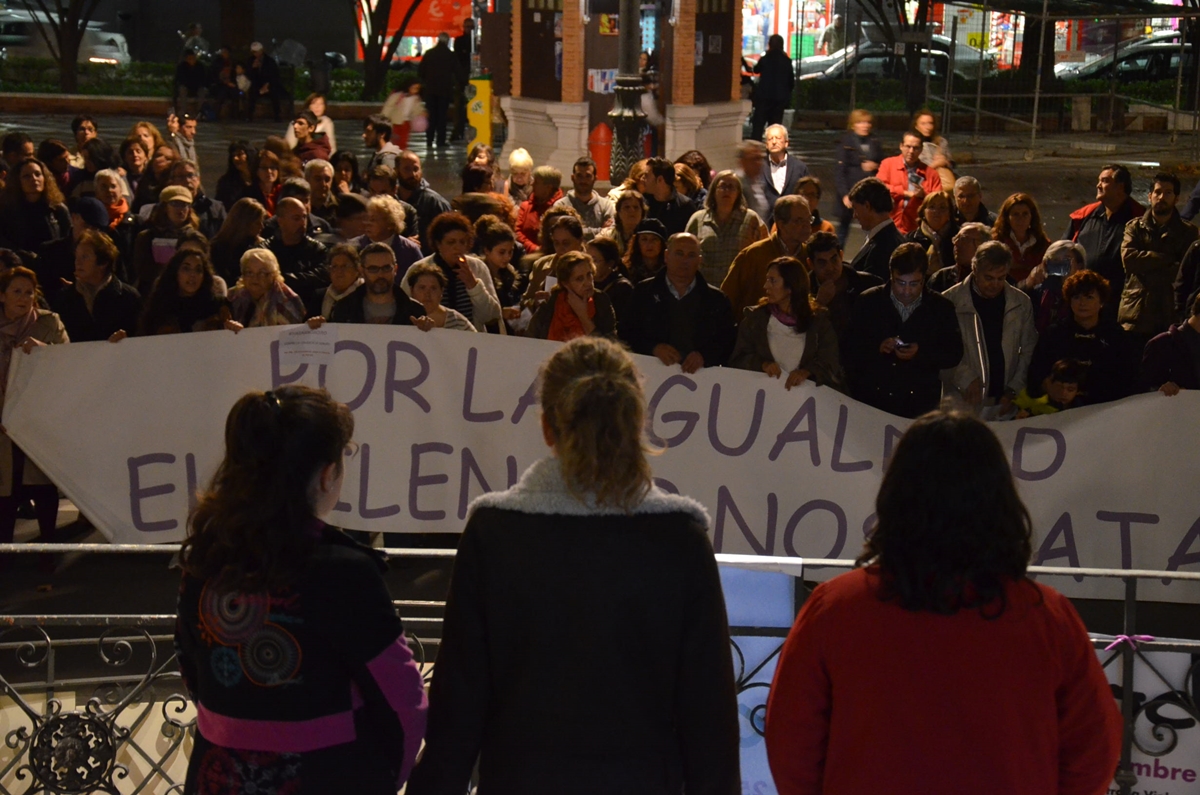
[876,131,943,235]
[762,124,809,226]
[847,178,905,283]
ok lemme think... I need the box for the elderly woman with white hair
[354,194,423,278]
[226,248,306,329]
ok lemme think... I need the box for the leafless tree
[20,0,103,93]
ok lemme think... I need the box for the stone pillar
[499,96,589,174]
[665,101,752,168]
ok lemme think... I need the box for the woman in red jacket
[765,409,1122,795]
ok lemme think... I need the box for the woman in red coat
[764,409,1122,795]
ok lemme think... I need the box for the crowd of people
[1,104,1198,547]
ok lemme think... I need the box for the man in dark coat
[846,178,904,283]
[645,158,697,236]
[269,197,329,305]
[841,242,964,418]
[622,233,736,373]
[1064,164,1145,321]
[762,124,808,226]
[806,230,883,341]
[53,229,141,342]
[328,242,430,326]
[417,33,467,149]
[751,35,794,141]
[246,42,287,122]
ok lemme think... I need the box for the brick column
[731,4,742,101]
[561,0,584,103]
[511,0,523,97]
[672,0,696,105]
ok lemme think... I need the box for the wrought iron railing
[2,545,1198,795]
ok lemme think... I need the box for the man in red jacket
[876,131,942,235]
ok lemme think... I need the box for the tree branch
[23,0,62,63]
[384,0,426,64]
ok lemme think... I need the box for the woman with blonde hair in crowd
[128,121,168,162]
[355,194,423,275]
[993,192,1051,288]
[528,250,616,341]
[227,248,305,328]
[407,336,739,795]
[504,147,534,204]
[685,169,768,287]
[833,108,884,245]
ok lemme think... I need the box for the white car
[0,8,130,65]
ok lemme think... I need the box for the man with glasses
[876,132,943,235]
[328,242,432,327]
[842,242,963,418]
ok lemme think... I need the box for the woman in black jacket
[176,386,427,794]
[833,109,885,246]
[214,139,256,209]
[407,337,740,795]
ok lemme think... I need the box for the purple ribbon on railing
[1104,634,1155,651]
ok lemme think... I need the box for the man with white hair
[953,176,996,226]
[929,221,991,292]
[762,124,809,226]
[304,159,338,224]
[942,241,1038,417]
[418,33,467,149]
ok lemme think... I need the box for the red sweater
[515,189,564,254]
[876,156,943,235]
[765,567,1122,795]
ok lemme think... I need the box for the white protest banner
[5,325,1200,601]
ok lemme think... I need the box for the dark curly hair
[857,410,1033,617]
[1062,269,1111,304]
[181,386,355,591]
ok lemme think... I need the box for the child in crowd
[1014,359,1082,418]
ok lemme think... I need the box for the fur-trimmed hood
[467,456,710,526]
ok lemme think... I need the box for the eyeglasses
[242,270,274,280]
[363,264,395,275]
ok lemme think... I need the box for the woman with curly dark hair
[176,385,427,794]
[765,410,1122,795]
[0,158,73,296]
[137,247,229,335]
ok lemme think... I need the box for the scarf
[106,196,129,228]
[769,303,797,327]
[231,282,303,327]
[0,307,40,403]
[546,290,595,342]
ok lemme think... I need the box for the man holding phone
[842,243,963,418]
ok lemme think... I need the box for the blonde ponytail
[540,337,652,510]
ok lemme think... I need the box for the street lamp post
[607,0,646,183]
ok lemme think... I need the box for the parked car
[803,47,974,83]
[800,35,996,80]
[0,8,130,64]
[1056,41,1193,82]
